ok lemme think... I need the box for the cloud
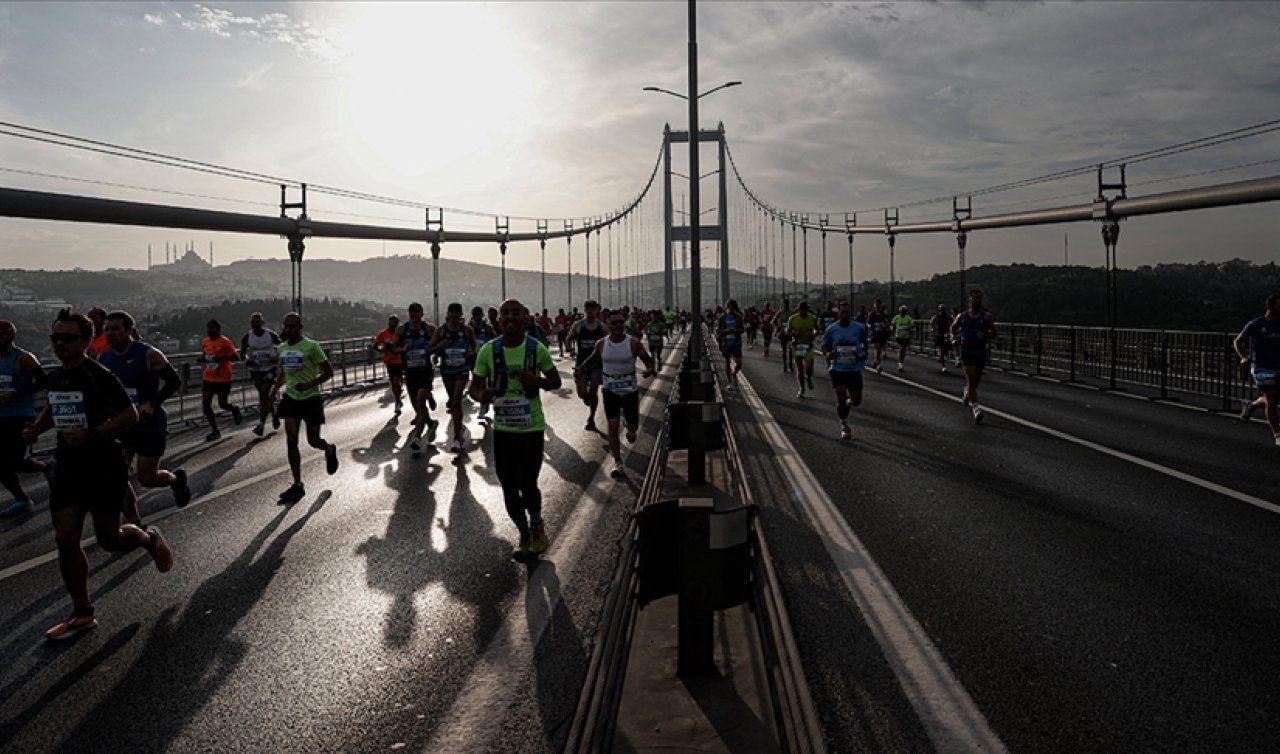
[143,13,164,25]
[143,4,341,62]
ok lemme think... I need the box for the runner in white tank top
[593,312,657,478]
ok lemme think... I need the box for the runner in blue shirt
[952,289,996,424]
[821,302,868,441]
[1233,293,1280,446]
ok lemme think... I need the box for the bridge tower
[662,122,729,311]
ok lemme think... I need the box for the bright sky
[1,1,1278,284]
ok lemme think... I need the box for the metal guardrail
[909,321,1253,409]
[564,334,682,753]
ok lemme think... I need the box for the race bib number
[1254,368,1278,385]
[835,345,858,366]
[493,396,532,429]
[280,350,305,373]
[253,350,275,366]
[795,344,810,358]
[48,390,88,430]
[603,372,637,394]
[406,349,428,369]
[0,374,12,394]
[724,335,738,345]
[444,347,467,368]
[648,338,663,348]
[125,387,139,404]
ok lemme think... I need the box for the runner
[536,309,554,345]
[395,303,440,452]
[644,309,667,365]
[526,308,549,345]
[0,320,51,518]
[774,299,794,373]
[1233,293,1280,447]
[594,311,656,478]
[664,307,677,342]
[99,311,191,524]
[821,302,869,440]
[199,319,242,441]
[818,301,838,334]
[787,302,821,398]
[866,300,891,373]
[470,298,561,558]
[431,302,477,453]
[929,304,953,373]
[554,308,571,358]
[24,308,173,641]
[744,307,759,349]
[718,299,745,389]
[952,290,997,424]
[568,300,606,431]
[271,312,339,502]
[241,312,281,436]
[469,306,496,421]
[373,314,405,415]
[759,302,776,357]
[891,305,915,372]
[86,307,110,359]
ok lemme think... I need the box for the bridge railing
[913,322,1250,409]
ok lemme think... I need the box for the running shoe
[973,406,985,425]
[409,433,422,452]
[897,363,904,372]
[840,424,852,441]
[205,429,221,442]
[279,482,306,503]
[44,609,97,641]
[0,498,33,518]
[626,428,637,444]
[512,534,533,558]
[252,423,264,437]
[426,419,440,443]
[611,459,625,478]
[953,358,961,367]
[876,364,883,374]
[585,418,597,432]
[796,388,804,399]
[172,469,191,508]
[325,442,339,475]
[941,366,948,373]
[394,400,403,416]
[272,411,281,431]
[478,403,489,420]
[231,406,243,425]
[807,375,815,390]
[1240,400,1257,422]
[449,438,462,453]
[146,526,174,573]
[529,523,550,555]
[427,393,437,411]
[1274,433,1280,448]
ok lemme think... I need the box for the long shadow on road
[50,491,331,752]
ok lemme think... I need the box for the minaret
[209,241,214,267]
[148,244,152,270]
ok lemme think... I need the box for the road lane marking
[738,371,1009,754]
[877,371,1280,516]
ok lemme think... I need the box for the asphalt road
[0,340,681,754]
[730,338,1280,753]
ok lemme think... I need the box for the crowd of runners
[1,289,1274,641]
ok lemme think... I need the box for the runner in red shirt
[373,314,404,414]
[554,309,571,357]
[199,319,241,441]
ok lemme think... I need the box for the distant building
[150,249,212,274]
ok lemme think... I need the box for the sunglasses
[50,333,82,344]
[608,320,625,326]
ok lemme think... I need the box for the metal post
[686,0,706,490]
[718,123,730,302]
[585,217,592,307]
[790,214,797,302]
[953,197,971,312]
[596,223,603,303]
[845,212,856,304]
[496,216,509,300]
[565,220,574,310]
[538,220,548,313]
[800,213,809,305]
[888,233,897,312]
[819,214,828,303]
[1103,219,1121,390]
[427,208,444,323]
[664,127,674,310]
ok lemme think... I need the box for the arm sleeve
[153,362,182,404]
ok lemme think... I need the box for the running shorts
[896,338,911,348]
[202,380,232,399]
[386,363,405,380]
[575,367,603,386]
[1253,367,1278,389]
[117,428,167,459]
[250,369,277,389]
[0,416,28,470]
[405,369,434,396]
[960,351,987,371]
[50,447,129,516]
[603,389,640,425]
[278,395,325,425]
[830,371,864,392]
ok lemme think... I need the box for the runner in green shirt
[645,312,667,364]
[471,299,563,558]
[891,306,914,372]
[270,312,338,503]
[786,302,820,398]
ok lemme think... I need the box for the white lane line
[877,371,1280,516]
[738,373,1008,754]
[424,335,682,752]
